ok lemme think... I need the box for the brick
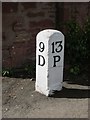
[12,22,24,32]
[2,57,12,69]
[2,50,10,59]
[26,47,35,55]
[13,41,28,48]
[30,19,54,28]
[27,12,45,17]
[21,3,36,9]
[39,19,54,27]
[29,28,40,33]
[3,2,89,69]
[10,47,27,67]
[45,2,55,6]
[2,2,18,13]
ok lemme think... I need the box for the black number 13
[52,41,63,53]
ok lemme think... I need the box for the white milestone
[36,29,64,96]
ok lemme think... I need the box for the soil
[2,77,89,118]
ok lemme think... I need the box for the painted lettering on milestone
[38,42,45,66]
[39,42,45,52]
[36,29,64,96]
[51,40,63,67]
[51,41,63,53]
[38,40,63,67]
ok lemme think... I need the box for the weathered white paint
[36,29,64,96]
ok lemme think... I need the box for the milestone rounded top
[36,29,64,41]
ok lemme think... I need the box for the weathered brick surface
[2,2,56,68]
[2,2,89,68]
[2,2,18,13]
[21,2,36,9]
[27,12,44,17]
[63,3,89,25]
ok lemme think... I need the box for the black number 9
[39,42,45,52]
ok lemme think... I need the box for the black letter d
[38,55,45,66]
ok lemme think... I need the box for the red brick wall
[2,2,89,69]
[56,2,89,34]
[63,3,89,25]
[2,2,56,68]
